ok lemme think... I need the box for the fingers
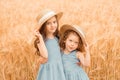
[34,30,39,35]
[39,57,48,64]
[34,30,41,38]
[83,40,90,51]
[77,62,81,66]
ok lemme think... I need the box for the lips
[50,28,55,30]
[50,27,56,30]
[69,47,74,50]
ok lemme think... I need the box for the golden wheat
[0,0,120,80]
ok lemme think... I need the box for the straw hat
[36,9,63,30]
[59,24,86,45]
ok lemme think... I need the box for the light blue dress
[37,37,66,80]
[62,50,89,80]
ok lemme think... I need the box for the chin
[69,50,73,52]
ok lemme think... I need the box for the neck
[64,49,70,54]
[46,34,55,39]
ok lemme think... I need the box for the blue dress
[37,37,66,80]
[62,50,89,80]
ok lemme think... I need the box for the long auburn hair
[34,16,59,55]
[59,30,85,52]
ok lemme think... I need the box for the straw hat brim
[59,24,86,45]
[36,11,63,30]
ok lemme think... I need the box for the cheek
[46,26,50,30]
[55,24,58,29]
[75,44,79,48]
[65,42,69,47]
[55,22,58,27]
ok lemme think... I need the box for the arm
[77,43,90,67]
[35,31,48,58]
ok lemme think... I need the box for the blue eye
[46,22,50,25]
[53,21,57,24]
[69,40,72,42]
[75,42,79,44]
[75,42,78,44]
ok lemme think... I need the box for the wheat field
[0,0,120,80]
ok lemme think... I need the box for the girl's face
[64,33,79,53]
[45,16,58,35]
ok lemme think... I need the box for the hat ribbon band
[38,11,56,24]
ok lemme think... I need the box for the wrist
[38,35,43,40]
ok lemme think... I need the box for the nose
[71,42,74,46]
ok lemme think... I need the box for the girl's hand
[39,57,48,64]
[34,30,43,40]
[84,41,90,53]
[77,62,81,66]
[34,30,42,38]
